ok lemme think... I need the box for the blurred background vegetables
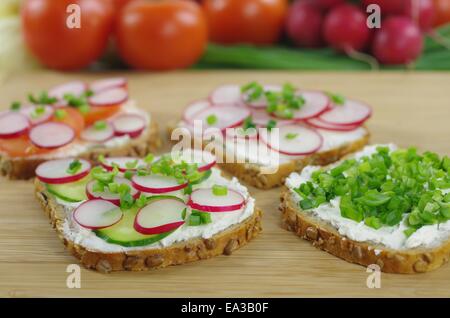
[1,0,449,72]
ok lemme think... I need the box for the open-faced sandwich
[0,78,160,180]
[280,144,450,273]
[34,149,261,273]
[169,82,371,189]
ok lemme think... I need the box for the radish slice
[90,77,127,93]
[260,124,323,156]
[20,105,54,125]
[49,81,87,100]
[89,87,128,107]
[36,158,91,184]
[101,157,145,172]
[86,177,140,206]
[0,112,30,138]
[242,84,281,108]
[29,122,75,149]
[188,188,245,212]
[209,84,242,105]
[73,199,123,230]
[112,114,146,138]
[80,122,114,142]
[318,99,372,126]
[132,174,188,194]
[134,197,186,235]
[306,118,360,131]
[182,100,211,123]
[272,91,330,120]
[225,127,258,140]
[251,109,293,127]
[191,105,250,130]
[171,148,217,172]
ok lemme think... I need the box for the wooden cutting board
[0,71,449,298]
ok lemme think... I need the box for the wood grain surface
[0,71,449,298]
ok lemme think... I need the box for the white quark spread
[58,168,255,253]
[28,101,150,159]
[285,144,450,250]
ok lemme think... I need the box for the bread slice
[34,178,262,273]
[1,121,161,180]
[167,121,370,189]
[280,190,450,274]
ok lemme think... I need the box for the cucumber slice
[95,207,174,247]
[190,169,212,185]
[46,176,90,203]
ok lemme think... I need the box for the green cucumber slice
[95,207,174,247]
[46,177,90,203]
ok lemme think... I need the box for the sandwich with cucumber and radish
[169,81,371,189]
[0,78,160,180]
[280,144,450,273]
[34,149,261,273]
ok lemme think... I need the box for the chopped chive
[285,132,298,140]
[10,101,21,111]
[212,184,228,196]
[94,120,107,131]
[66,159,82,175]
[54,109,67,120]
[206,114,218,125]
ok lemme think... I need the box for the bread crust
[279,188,450,274]
[167,121,370,189]
[1,121,161,180]
[34,179,262,273]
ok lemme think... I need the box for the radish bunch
[285,0,434,65]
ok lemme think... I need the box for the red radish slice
[89,87,128,107]
[191,105,250,130]
[36,158,91,184]
[112,114,146,138]
[271,91,330,120]
[101,157,145,172]
[318,99,372,126]
[90,77,127,93]
[225,127,258,140]
[188,188,245,212]
[242,84,282,108]
[29,122,75,149]
[80,122,114,142]
[260,124,323,156]
[251,109,293,127]
[171,148,217,172]
[209,84,242,105]
[134,197,186,235]
[73,199,123,230]
[182,100,211,123]
[49,81,87,100]
[306,118,360,131]
[20,105,54,125]
[86,177,140,206]
[0,112,30,138]
[132,174,188,194]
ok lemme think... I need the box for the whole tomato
[116,0,207,70]
[433,0,450,26]
[21,0,115,70]
[203,0,288,45]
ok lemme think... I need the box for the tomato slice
[83,105,121,126]
[0,135,51,158]
[52,107,85,136]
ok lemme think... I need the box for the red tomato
[116,0,207,70]
[0,135,51,157]
[21,0,115,70]
[52,107,85,136]
[433,0,450,26]
[203,0,288,45]
[83,105,121,126]
[112,0,135,11]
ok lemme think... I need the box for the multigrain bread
[279,188,450,274]
[167,121,370,189]
[34,178,262,273]
[1,121,161,180]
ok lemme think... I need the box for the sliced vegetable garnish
[241,83,282,108]
[36,158,91,184]
[89,87,128,107]
[306,117,361,131]
[80,121,114,142]
[183,100,211,123]
[272,90,330,120]
[111,113,146,138]
[188,188,245,212]
[48,81,88,100]
[90,77,127,93]
[132,174,188,194]
[29,122,75,149]
[171,148,217,172]
[20,105,54,125]
[73,199,123,230]
[209,84,242,105]
[0,112,30,139]
[294,147,450,236]
[212,184,228,196]
[190,105,250,130]
[260,125,323,156]
[101,157,145,172]
[318,99,372,126]
[86,177,140,206]
[134,197,186,235]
